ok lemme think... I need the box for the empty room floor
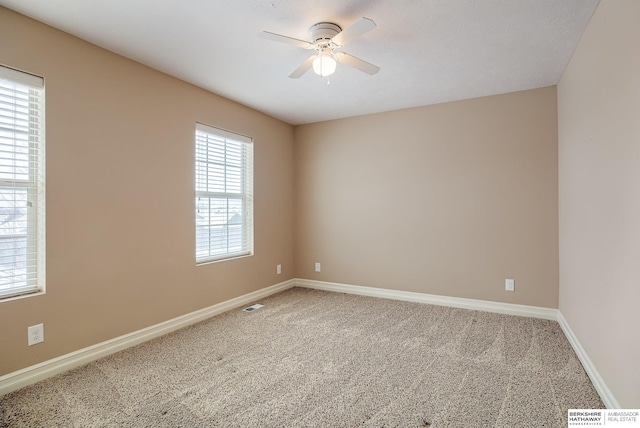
[0,288,602,427]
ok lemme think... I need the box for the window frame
[195,123,253,264]
[0,65,46,301]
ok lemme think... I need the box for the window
[195,123,253,263]
[0,65,45,300]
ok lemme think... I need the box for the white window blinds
[0,65,45,300]
[195,123,253,263]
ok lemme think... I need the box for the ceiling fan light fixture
[262,17,378,79]
[312,53,336,77]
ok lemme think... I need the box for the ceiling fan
[261,17,380,79]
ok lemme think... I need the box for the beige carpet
[1,287,603,427]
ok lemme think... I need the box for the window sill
[196,251,254,266]
[0,289,46,303]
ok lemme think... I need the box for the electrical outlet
[315,262,321,272]
[28,323,44,346]
[276,264,282,275]
[505,279,515,292]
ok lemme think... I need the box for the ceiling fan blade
[260,31,313,49]
[332,17,376,46]
[289,56,316,78]
[335,52,380,75]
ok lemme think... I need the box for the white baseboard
[295,278,558,320]
[0,279,296,396]
[557,312,620,409]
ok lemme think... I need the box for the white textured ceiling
[1,0,599,125]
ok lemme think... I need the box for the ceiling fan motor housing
[309,22,342,45]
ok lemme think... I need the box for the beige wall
[0,8,295,375]
[294,87,559,308]
[558,0,640,408]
